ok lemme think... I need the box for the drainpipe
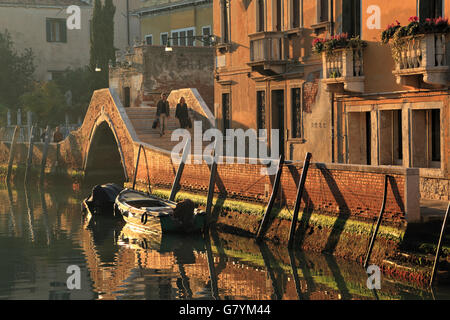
[330,0,335,163]
[126,0,130,46]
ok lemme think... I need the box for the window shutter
[46,19,51,42]
[60,20,67,43]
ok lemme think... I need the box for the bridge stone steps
[125,106,197,151]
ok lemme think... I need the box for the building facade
[0,0,140,81]
[213,0,449,201]
[131,0,213,47]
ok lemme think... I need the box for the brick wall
[134,143,419,225]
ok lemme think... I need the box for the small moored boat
[82,183,123,218]
[114,188,206,234]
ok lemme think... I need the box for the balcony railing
[248,32,288,75]
[322,47,365,93]
[392,33,449,87]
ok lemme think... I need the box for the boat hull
[115,188,206,235]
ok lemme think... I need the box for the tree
[0,30,35,123]
[20,81,68,127]
[54,67,93,121]
[90,0,116,90]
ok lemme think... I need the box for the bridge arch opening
[84,121,126,184]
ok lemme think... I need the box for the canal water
[0,182,449,300]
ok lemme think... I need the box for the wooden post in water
[24,126,36,184]
[205,143,218,229]
[6,125,19,183]
[132,144,143,190]
[39,125,50,185]
[256,154,284,241]
[204,232,220,299]
[430,203,450,287]
[169,137,191,201]
[288,152,312,249]
[364,174,390,269]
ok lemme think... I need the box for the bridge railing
[0,124,80,143]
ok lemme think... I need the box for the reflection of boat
[115,188,206,234]
[118,223,205,253]
[82,183,123,217]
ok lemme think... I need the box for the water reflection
[0,183,449,300]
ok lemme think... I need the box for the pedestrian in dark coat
[175,97,190,128]
[156,93,170,136]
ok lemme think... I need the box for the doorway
[271,90,285,156]
[123,87,131,108]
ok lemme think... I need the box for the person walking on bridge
[156,93,170,136]
[175,97,190,129]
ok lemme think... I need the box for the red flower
[408,16,419,22]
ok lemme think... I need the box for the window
[275,0,282,31]
[221,0,230,42]
[257,0,265,32]
[318,0,329,23]
[145,34,153,45]
[222,93,231,132]
[50,71,64,81]
[171,27,195,46]
[202,26,211,46]
[171,31,179,46]
[411,109,441,168]
[292,0,301,29]
[379,110,403,165]
[257,91,266,130]
[160,32,168,46]
[419,0,443,21]
[342,0,361,37]
[431,109,441,162]
[347,112,372,165]
[291,88,301,138]
[46,18,67,43]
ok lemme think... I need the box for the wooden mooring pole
[132,144,143,190]
[430,202,450,287]
[169,137,190,201]
[204,143,218,229]
[39,126,50,185]
[288,152,312,249]
[6,125,19,183]
[256,154,284,241]
[24,126,36,184]
[364,174,390,269]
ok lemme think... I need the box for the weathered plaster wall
[110,45,215,111]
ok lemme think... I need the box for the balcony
[322,47,365,93]
[248,32,288,76]
[392,33,450,87]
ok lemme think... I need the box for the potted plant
[382,16,450,67]
[312,33,367,56]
